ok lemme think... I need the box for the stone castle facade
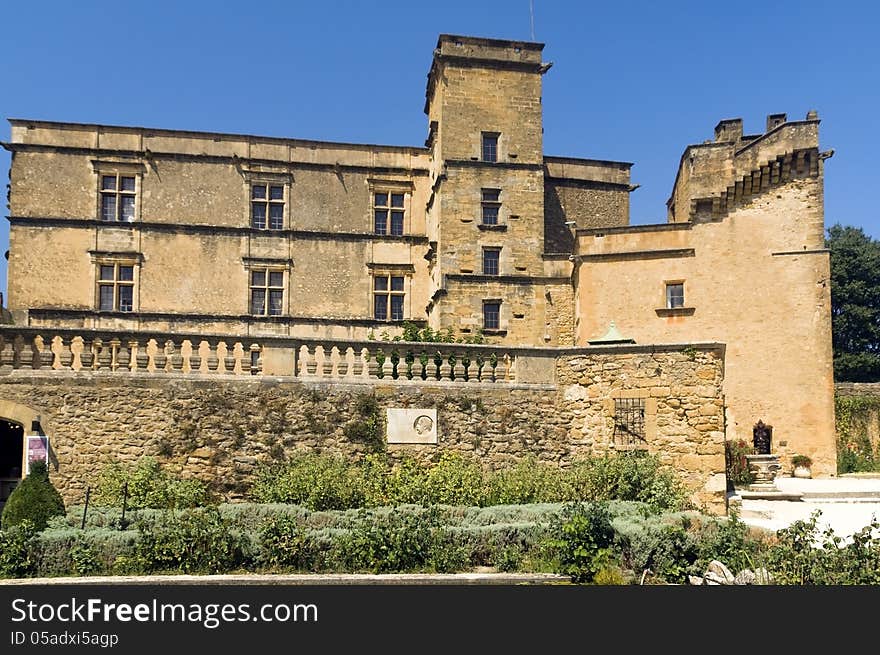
[0,34,836,510]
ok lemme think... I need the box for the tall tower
[424,35,555,343]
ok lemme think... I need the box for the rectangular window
[483,301,500,330]
[666,282,685,309]
[613,397,646,447]
[97,263,135,312]
[100,174,137,222]
[373,274,405,321]
[250,269,284,316]
[252,184,284,230]
[373,192,406,236]
[481,188,501,225]
[482,248,500,276]
[481,132,499,162]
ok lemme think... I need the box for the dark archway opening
[0,419,24,512]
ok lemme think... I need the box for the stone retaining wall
[0,346,726,513]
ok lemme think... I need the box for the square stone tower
[424,35,561,342]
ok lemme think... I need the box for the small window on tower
[666,282,685,309]
[481,132,499,162]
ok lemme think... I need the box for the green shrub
[257,516,320,571]
[424,452,486,506]
[93,457,210,510]
[1,461,65,531]
[565,453,689,511]
[548,502,617,584]
[133,508,247,574]
[0,521,37,578]
[250,453,366,510]
[613,512,700,583]
[331,507,444,573]
[693,511,767,576]
[486,457,565,505]
[725,440,755,486]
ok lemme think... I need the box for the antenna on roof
[529,0,536,40]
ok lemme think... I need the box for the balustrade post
[327,346,339,377]
[94,338,112,371]
[439,354,452,382]
[169,341,184,373]
[36,336,54,370]
[116,339,131,372]
[205,339,220,373]
[0,337,14,373]
[223,342,236,374]
[58,337,74,371]
[135,339,150,372]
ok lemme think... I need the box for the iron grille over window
[612,397,646,447]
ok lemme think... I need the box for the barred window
[97,263,135,312]
[250,269,284,316]
[374,274,405,321]
[100,174,136,222]
[374,192,406,236]
[252,184,284,230]
[612,398,646,447]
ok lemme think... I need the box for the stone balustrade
[0,327,554,384]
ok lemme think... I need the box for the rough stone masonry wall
[0,347,725,513]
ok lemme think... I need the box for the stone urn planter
[745,454,782,491]
[791,455,812,479]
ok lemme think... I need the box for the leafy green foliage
[93,457,211,510]
[0,521,37,578]
[133,508,246,574]
[835,394,880,473]
[249,452,689,512]
[250,452,367,510]
[1,461,65,531]
[548,502,617,583]
[827,224,880,381]
[725,439,755,486]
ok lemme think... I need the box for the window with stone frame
[100,173,137,222]
[482,247,500,275]
[481,132,499,162]
[373,191,406,236]
[251,183,285,230]
[250,268,284,316]
[97,262,135,312]
[481,188,501,225]
[483,300,501,330]
[665,282,685,309]
[373,274,405,321]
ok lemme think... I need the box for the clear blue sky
[2,0,878,298]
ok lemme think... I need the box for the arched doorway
[0,419,24,513]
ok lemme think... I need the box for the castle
[0,35,835,512]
